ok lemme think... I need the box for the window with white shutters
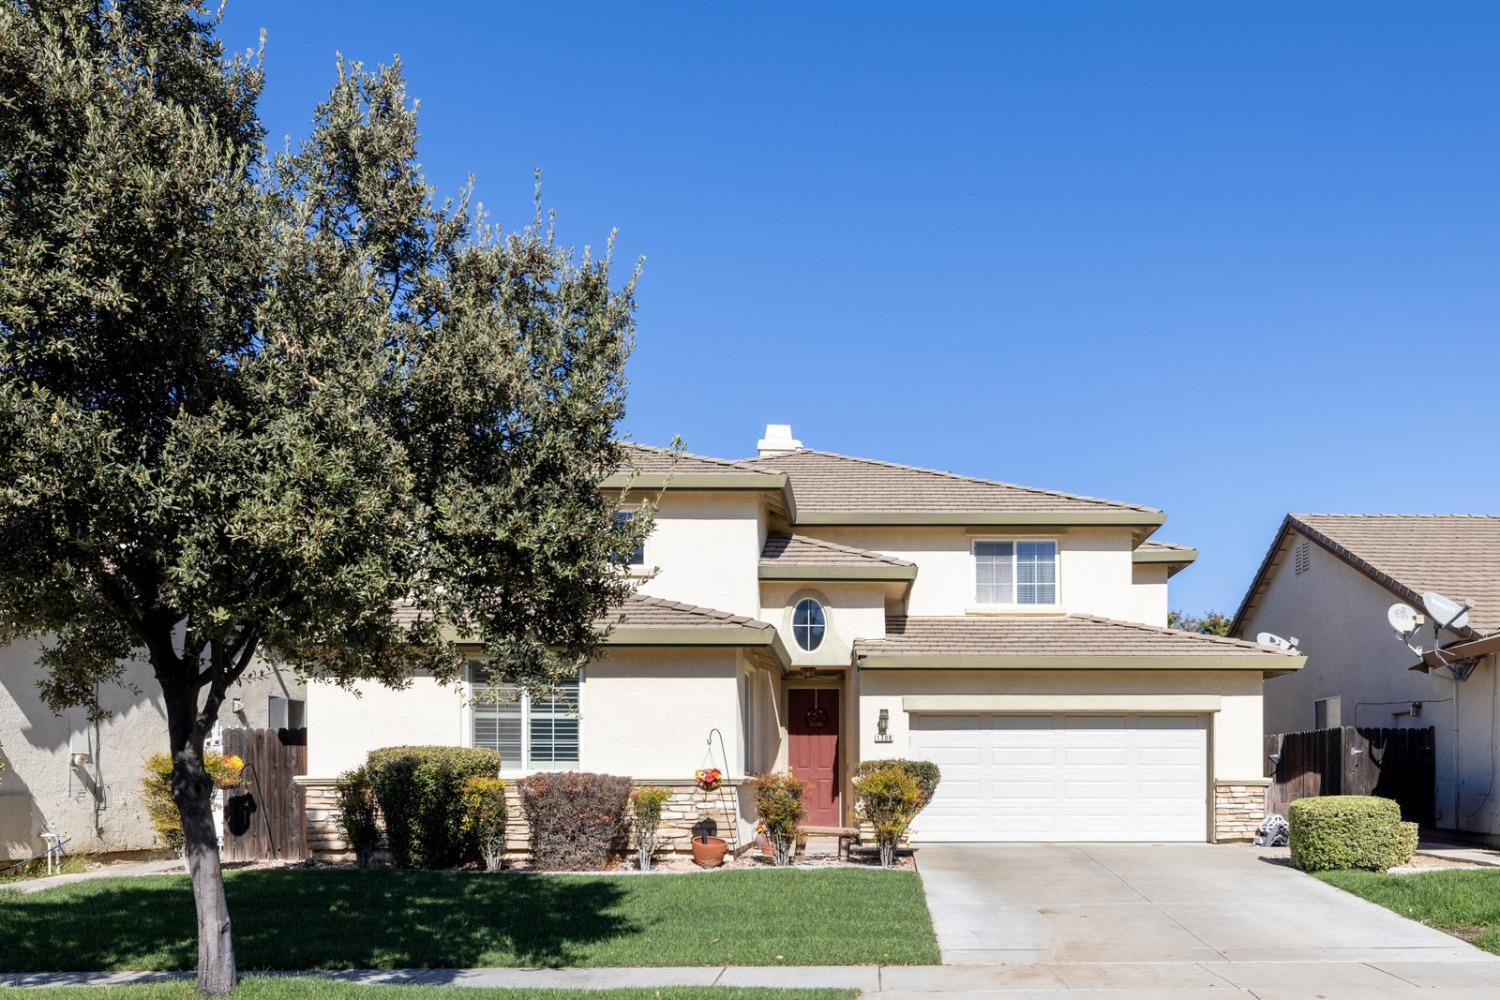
[469,663,579,771]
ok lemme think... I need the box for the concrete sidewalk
[6,858,183,894]
[12,962,1500,996]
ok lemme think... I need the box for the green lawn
[1318,868,1500,954]
[6,980,854,1000]
[0,868,937,970]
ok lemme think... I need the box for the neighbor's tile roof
[854,614,1290,659]
[740,449,1158,516]
[595,593,775,632]
[1281,514,1500,634]
[615,443,779,477]
[760,532,914,568]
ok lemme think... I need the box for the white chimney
[756,423,803,458]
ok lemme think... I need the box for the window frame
[1314,695,1341,730]
[791,597,827,652]
[971,537,1061,608]
[612,510,647,567]
[466,662,583,774]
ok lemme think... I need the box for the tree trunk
[160,670,237,995]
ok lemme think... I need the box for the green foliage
[1289,795,1419,872]
[0,0,648,742]
[749,772,809,867]
[460,775,508,873]
[334,767,380,869]
[140,752,244,851]
[0,982,863,1000]
[853,764,926,868]
[852,759,941,812]
[365,746,500,868]
[518,772,632,871]
[628,785,672,872]
[1167,610,1233,636]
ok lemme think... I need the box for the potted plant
[690,831,728,867]
[694,767,722,792]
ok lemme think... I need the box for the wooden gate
[1264,725,1435,826]
[222,727,308,861]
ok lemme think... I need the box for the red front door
[789,688,840,826]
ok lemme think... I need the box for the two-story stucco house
[304,425,1301,850]
[1232,514,1500,839]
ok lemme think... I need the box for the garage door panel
[910,713,1207,843]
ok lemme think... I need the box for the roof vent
[756,423,803,458]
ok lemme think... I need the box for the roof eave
[758,564,918,582]
[601,471,789,492]
[856,652,1305,675]
[604,625,792,670]
[793,510,1167,528]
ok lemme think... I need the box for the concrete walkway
[13,962,1500,996]
[6,858,182,894]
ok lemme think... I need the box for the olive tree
[0,1,647,992]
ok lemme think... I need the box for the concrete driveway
[905,843,1500,995]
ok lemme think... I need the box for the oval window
[792,598,826,652]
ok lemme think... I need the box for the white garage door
[909,714,1207,842]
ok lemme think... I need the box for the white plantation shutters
[975,540,1057,606]
[1016,541,1057,605]
[974,541,1014,604]
[469,663,579,770]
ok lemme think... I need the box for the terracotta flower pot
[691,835,728,868]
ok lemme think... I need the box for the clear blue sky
[220,2,1499,616]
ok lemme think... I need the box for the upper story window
[974,539,1058,606]
[613,510,645,566]
[792,598,826,651]
[469,663,580,771]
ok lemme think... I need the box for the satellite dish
[1388,603,1421,637]
[1257,632,1297,652]
[1422,591,1473,631]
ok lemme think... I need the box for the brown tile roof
[615,443,777,477]
[595,593,775,632]
[740,449,1159,516]
[1137,540,1195,554]
[393,593,774,635]
[854,614,1292,660]
[1241,514,1500,636]
[760,532,914,569]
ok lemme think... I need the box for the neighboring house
[1232,514,1500,838]
[0,647,304,861]
[306,425,1300,850]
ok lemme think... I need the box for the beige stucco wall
[1129,564,1170,627]
[760,581,886,669]
[799,526,1157,624]
[630,491,765,618]
[1240,529,1481,832]
[857,668,1265,782]
[0,641,302,860]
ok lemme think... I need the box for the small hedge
[334,766,380,869]
[1288,795,1420,872]
[853,758,941,811]
[366,746,501,868]
[518,772,631,871]
[749,771,809,866]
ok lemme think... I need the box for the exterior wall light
[875,708,893,743]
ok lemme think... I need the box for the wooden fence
[222,727,308,861]
[1264,725,1435,826]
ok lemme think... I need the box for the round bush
[366,746,501,868]
[1288,795,1419,872]
[852,758,941,811]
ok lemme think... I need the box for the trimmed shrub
[366,746,501,868]
[334,766,380,869]
[749,771,809,866]
[460,775,508,872]
[1288,795,1420,872]
[853,758,941,811]
[854,762,926,868]
[140,752,245,853]
[629,786,673,871]
[518,772,631,871]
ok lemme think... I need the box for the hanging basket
[694,767,723,792]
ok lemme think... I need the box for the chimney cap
[756,423,803,458]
